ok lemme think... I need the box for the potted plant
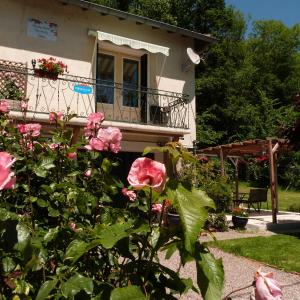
[232,206,249,229]
[34,57,68,80]
[165,200,180,226]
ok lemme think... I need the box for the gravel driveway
[159,231,300,299]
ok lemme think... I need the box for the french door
[96,52,141,123]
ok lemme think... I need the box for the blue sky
[225,0,300,34]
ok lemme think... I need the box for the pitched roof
[60,0,217,44]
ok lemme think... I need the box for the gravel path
[159,231,300,299]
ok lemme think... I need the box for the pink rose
[21,101,28,111]
[49,111,63,123]
[67,152,77,160]
[127,157,166,192]
[0,100,9,113]
[49,143,59,150]
[85,127,122,153]
[85,137,105,151]
[57,111,63,120]
[151,203,163,213]
[26,123,41,137]
[122,188,137,202]
[17,124,27,134]
[84,169,92,177]
[18,123,41,137]
[254,269,282,300]
[87,112,104,128]
[97,127,122,153]
[49,112,56,123]
[84,113,105,138]
[0,152,16,190]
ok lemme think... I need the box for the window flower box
[34,57,68,80]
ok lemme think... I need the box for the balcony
[0,61,190,129]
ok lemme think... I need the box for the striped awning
[88,30,169,56]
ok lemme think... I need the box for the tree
[196,19,300,147]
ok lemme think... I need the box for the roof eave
[60,0,217,44]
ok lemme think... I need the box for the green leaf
[34,157,55,177]
[34,166,47,178]
[44,226,59,243]
[37,198,48,208]
[48,207,60,217]
[62,273,93,298]
[110,286,147,300]
[2,257,16,273]
[0,208,18,221]
[65,240,88,262]
[196,245,224,300]
[162,242,178,260]
[15,223,31,252]
[168,185,214,253]
[95,223,132,249]
[29,196,38,203]
[36,279,58,300]
[101,157,112,173]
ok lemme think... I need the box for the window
[123,59,139,107]
[96,53,114,104]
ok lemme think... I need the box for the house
[0,0,216,168]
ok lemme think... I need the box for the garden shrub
[280,151,300,190]
[204,213,228,232]
[179,159,232,213]
[246,156,269,188]
[0,104,224,299]
[287,203,300,213]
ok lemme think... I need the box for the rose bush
[0,103,224,299]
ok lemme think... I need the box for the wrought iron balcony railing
[0,62,190,129]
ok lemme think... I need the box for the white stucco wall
[0,0,197,148]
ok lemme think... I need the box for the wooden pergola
[196,138,290,223]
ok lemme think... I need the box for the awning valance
[88,30,169,56]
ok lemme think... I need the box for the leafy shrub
[179,158,233,213]
[0,77,24,100]
[204,177,232,213]
[279,151,300,190]
[287,203,300,213]
[205,213,228,232]
[246,156,269,188]
[0,105,224,299]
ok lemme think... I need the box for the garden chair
[233,188,268,212]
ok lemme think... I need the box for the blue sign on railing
[74,84,93,94]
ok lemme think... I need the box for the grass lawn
[209,233,300,273]
[239,182,300,212]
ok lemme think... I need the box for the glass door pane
[123,59,139,107]
[96,53,114,104]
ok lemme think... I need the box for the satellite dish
[182,47,203,72]
[187,48,201,64]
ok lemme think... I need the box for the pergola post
[229,157,239,202]
[219,147,225,177]
[268,139,279,224]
